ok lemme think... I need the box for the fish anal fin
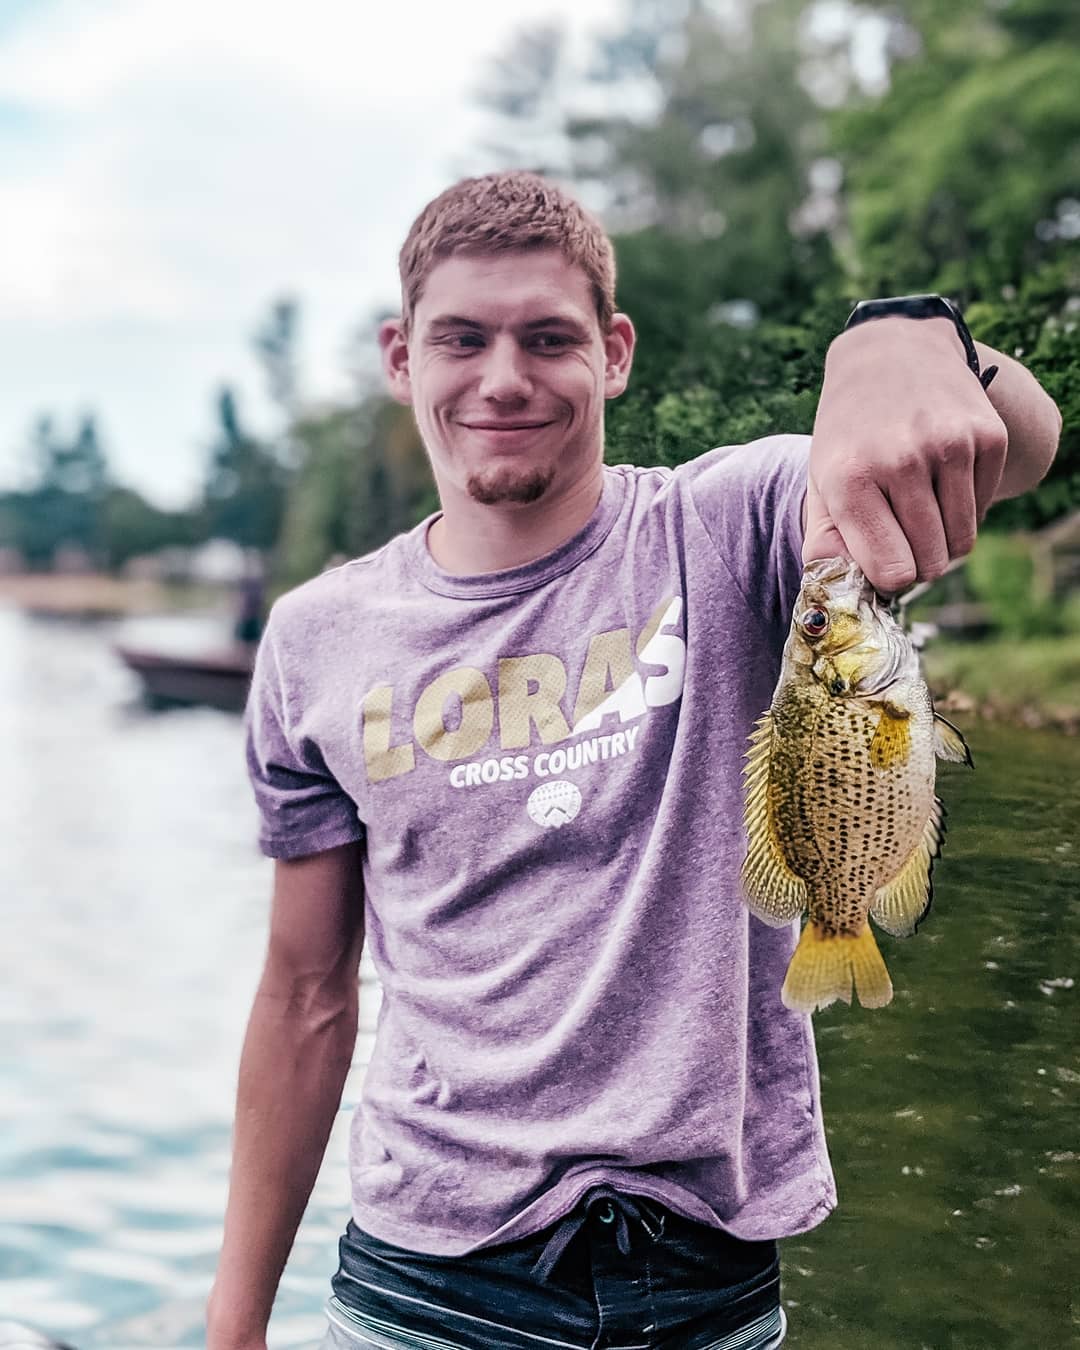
[870,798,945,937]
[781,922,893,1013]
[740,711,808,927]
[869,701,912,771]
[933,712,974,767]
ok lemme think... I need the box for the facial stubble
[466,463,557,506]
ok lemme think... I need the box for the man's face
[381,249,634,509]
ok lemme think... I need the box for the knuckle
[872,560,917,593]
[831,466,875,510]
[936,435,975,470]
[917,555,951,584]
[975,414,1008,452]
[890,447,925,481]
[822,452,870,486]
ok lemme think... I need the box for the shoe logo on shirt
[526,779,583,829]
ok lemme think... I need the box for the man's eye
[532,334,569,350]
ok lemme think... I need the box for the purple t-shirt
[245,433,836,1254]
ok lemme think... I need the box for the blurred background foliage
[2,0,1077,594]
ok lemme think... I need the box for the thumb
[801,472,849,565]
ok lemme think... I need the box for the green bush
[964,532,1064,638]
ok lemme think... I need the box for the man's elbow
[997,395,1062,503]
[257,947,361,1023]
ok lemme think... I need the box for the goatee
[467,463,556,506]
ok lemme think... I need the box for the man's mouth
[459,421,554,431]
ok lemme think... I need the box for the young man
[207,173,1060,1350]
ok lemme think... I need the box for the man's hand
[803,315,1012,595]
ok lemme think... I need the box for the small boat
[114,642,256,713]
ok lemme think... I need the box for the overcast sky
[0,0,622,507]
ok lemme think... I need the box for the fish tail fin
[781,921,893,1013]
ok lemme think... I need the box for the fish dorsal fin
[933,712,974,766]
[869,699,912,771]
[740,711,808,926]
[869,797,945,937]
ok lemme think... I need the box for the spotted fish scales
[741,557,970,1012]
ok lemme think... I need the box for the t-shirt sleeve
[684,433,809,636]
[244,608,365,861]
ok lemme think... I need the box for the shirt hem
[259,823,364,860]
[348,1174,837,1257]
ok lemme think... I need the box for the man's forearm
[974,340,1062,502]
[207,965,360,1349]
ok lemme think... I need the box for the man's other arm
[972,338,1061,502]
[802,316,1062,592]
[206,841,365,1350]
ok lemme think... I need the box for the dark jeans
[321,1186,785,1350]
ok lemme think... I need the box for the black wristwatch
[843,293,999,391]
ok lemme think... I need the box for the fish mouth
[802,557,856,586]
[802,556,879,606]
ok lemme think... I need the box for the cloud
[0,0,619,504]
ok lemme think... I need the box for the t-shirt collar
[406,466,627,600]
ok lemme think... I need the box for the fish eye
[801,607,830,638]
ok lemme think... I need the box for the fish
[740,556,972,1012]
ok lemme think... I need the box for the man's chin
[466,464,557,506]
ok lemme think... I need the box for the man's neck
[427,465,605,576]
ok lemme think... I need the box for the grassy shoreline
[0,572,230,618]
[924,634,1080,734]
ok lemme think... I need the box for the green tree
[276,397,434,588]
[201,387,287,551]
[831,0,1080,519]
[1,414,111,567]
[253,296,302,456]
[471,0,849,471]
[100,487,199,570]
[472,0,1077,518]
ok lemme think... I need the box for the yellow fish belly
[743,682,943,1012]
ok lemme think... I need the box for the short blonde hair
[398,172,617,333]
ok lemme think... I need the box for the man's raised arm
[207,841,365,1350]
[802,313,1062,593]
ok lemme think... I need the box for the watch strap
[844,294,999,391]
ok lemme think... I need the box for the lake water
[1,608,1076,1349]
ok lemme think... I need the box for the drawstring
[533,1186,666,1282]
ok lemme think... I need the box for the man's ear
[379,319,412,406]
[603,312,636,399]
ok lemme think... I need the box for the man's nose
[477,336,532,401]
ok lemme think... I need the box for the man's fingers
[973,425,1008,521]
[888,476,951,581]
[817,472,917,595]
[935,454,979,561]
[801,475,849,565]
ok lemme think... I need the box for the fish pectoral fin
[869,701,912,771]
[740,712,808,927]
[933,712,974,766]
[781,921,893,1013]
[869,797,945,937]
